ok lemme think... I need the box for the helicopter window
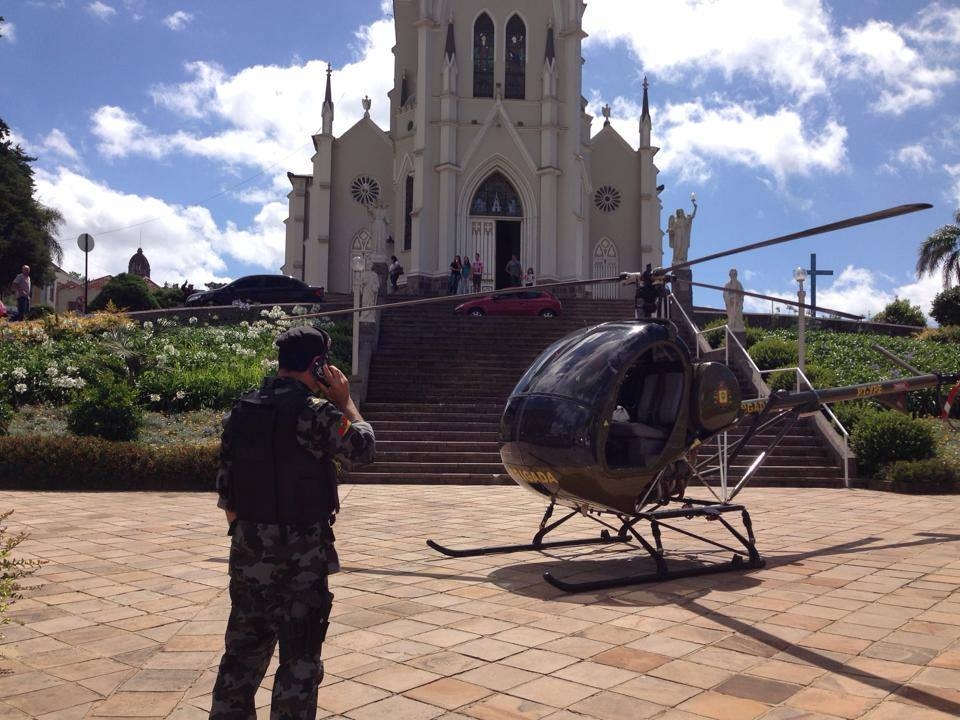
[520,329,628,404]
[606,350,685,469]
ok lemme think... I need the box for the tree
[87,274,160,312]
[873,297,926,327]
[916,209,960,288]
[0,118,64,288]
[930,285,960,327]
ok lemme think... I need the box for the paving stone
[0,488,958,719]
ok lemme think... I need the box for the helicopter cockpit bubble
[499,319,692,515]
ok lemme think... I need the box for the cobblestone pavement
[0,486,958,719]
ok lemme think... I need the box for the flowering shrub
[0,309,350,413]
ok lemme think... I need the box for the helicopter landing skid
[544,499,765,593]
[426,502,631,558]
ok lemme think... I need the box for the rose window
[350,176,381,206]
[594,185,622,213]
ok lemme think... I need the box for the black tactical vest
[226,381,338,524]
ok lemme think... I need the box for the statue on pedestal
[366,202,390,260]
[724,268,745,332]
[359,255,380,323]
[667,195,698,265]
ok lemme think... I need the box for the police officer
[210,326,375,719]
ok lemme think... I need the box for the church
[282,0,665,298]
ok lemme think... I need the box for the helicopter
[298,202,960,592]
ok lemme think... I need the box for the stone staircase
[346,297,846,487]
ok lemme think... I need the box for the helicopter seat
[607,371,684,466]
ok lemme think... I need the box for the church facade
[283,0,665,297]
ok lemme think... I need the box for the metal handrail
[759,365,851,489]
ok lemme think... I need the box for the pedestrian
[460,254,472,294]
[448,255,462,294]
[388,255,403,293]
[505,255,522,287]
[472,253,484,292]
[11,265,30,321]
[524,267,536,287]
[210,326,376,719]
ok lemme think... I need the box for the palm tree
[916,209,960,288]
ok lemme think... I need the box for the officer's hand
[318,364,350,406]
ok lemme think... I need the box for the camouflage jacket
[216,376,375,514]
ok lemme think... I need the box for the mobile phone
[312,358,330,387]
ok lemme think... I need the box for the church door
[592,237,620,299]
[469,172,523,290]
[495,221,522,289]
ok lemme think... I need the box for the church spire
[640,75,652,147]
[321,65,334,136]
[444,16,456,62]
[545,19,556,63]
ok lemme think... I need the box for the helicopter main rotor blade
[678,279,864,320]
[666,203,932,273]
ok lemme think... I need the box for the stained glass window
[505,15,526,100]
[471,172,522,218]
[403,175,414,251]
[473,13,494,98]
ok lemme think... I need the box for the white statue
[366,202,390,259]
[724,268,745,332]
[359,255,380,323]
[668,196,698,264]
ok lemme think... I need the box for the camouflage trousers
[210,521,337,720]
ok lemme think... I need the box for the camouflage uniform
[210,376,375,720]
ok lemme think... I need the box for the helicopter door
[606,367,685,469]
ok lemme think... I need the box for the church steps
[347,297,846,488]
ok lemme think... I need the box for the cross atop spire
[324,65,333,110]
[641,76,650,121]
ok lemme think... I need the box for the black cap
[276,326,331,371]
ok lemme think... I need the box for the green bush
[879,458,958,493]
[67,379,143,441]
[930,286,960,327]
[152,285,186,309]
[766,363,838,393]
[915,325,960,344]
[701,319,762,349]
[0,435,217,490]
[748,337,797,371]
[87,273,160,312]
[25,305,54,320]
[831,402,881,434]
[851,411,936,477]
[873,297,926,327]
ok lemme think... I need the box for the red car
[454,289,562,317]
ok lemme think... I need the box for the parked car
[185,275,325,306]
[454,289,562,317]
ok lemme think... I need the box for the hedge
[0,436,217,491]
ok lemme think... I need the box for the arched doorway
[469,172,523,289]
[348,228,372,291]
[592,237,620,299]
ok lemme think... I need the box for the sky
[2,0,959,319]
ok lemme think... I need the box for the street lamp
[351,255,365,377]
[794,266,807,390]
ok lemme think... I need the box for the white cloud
[904,2,960,54]
[841,20,956,115]
[40,129,80,162]
[34,167,285,284]
[0,18,15,42]
[588,95,848,187]
[91,106,164,160]
[946,164,960,208]
[163,10,193,31]
[584,0,837,102]
[87,1,117,21]
[895,144,935,171]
